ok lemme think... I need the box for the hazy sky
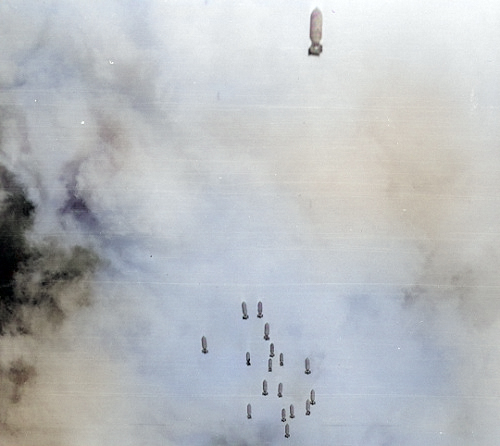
[1,1,500,445]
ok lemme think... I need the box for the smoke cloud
[1,0,500,445]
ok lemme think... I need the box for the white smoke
[1,0,500,445]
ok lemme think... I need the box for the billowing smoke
[0,164,101,440]
[0,164,99,337]
[1,0,500,445]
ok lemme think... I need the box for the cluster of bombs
[201,301,316,438]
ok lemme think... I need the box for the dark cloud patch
[0,165,36,334]
[59,159,100,230]
[0,162,101,441]
[60,187,100,230]
[0,164,100,336]
[402,247,500,332]
[13,243,100,335]
[61,191,98,226]
[5,359,36,404]
[0,358,36,426]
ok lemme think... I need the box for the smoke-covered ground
[1,1,500,445]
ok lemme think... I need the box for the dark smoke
[0,164,100,336]
[0,165,37,335]
[0,163,100,433]
[0,359,36,423]
[13,242,100,333]
[59,160,100,231]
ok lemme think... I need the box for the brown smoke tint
[0,164,99,437]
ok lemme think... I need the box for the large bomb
[308,8,323,56]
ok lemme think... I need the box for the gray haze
[1,0,500,445]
